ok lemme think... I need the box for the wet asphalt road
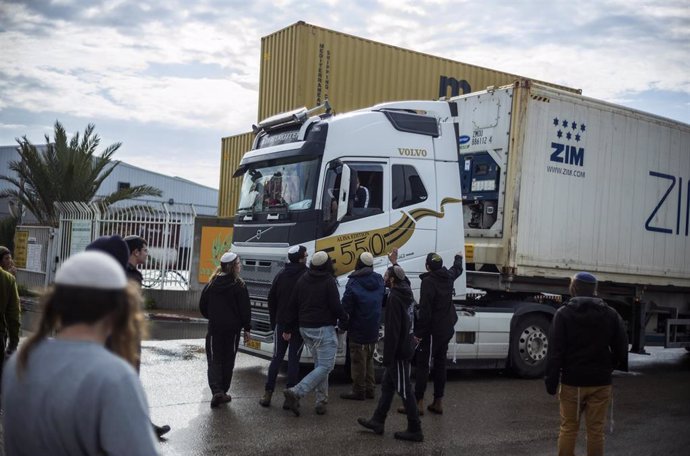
[141,342,690,456]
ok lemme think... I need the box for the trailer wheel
[510,314,550,378]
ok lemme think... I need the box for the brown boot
[427,398,443,415]
[259,390,272,407]
[398,399,424,416]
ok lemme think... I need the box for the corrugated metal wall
[219,132,253,217]
[257,21,579,120]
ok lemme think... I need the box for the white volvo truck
[232,79,690,377]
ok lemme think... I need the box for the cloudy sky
[1,0,688,189]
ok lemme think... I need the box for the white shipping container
[457,81,690,288]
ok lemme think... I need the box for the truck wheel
[510,314,550,378]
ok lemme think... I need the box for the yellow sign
[12,231,29,269]
[198,226,233,283]
[465,244,475,263]
[316,198,461,276]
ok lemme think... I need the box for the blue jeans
[265,323,304,391]
[291,326,338,404]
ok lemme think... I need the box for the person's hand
[413,336,421,346]
[388,248,399,264]
[282,332,291,342]
[243,330,251,344]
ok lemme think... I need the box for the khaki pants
[558,384,612,456]
[349,342,376,395]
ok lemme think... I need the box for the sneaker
[340,391,365,401]
[315,401,327,415]
[221,393,232,404]
[283,389,301,417]
[210,393,224,409]
[357,417,384,435]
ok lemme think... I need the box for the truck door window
[344,163,384,220]
[392,164,428,209]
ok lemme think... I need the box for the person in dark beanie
[545,272,628,456]
[282,251,348,416]
[412,251,464,415]
[124,235,148,285]
[340,251,384,400]
[260,245,308,407]
[86,235,130,270]
[86,235,171,438]
[200,251,252,409]
[358,265,423,442]
[0,246,17,276]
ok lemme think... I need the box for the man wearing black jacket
[545,272,628,456]
[413,252,463,415]
[358,265,423,442]
[260,245,308,407]
[283,251,348,416]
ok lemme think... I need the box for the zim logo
[549,117,586,167]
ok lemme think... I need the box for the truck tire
[510,314,551,378]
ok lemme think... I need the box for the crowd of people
[0,239,628,455]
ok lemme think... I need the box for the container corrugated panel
[258,21,580,121]
[511,84,690,286]
[219,132,253,217]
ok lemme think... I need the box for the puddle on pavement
[22,310,208,341]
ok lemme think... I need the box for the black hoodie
[383,281,415,366]
[285,268,348,333]
[545,297,628,394]
[199,274,252,334]
[267,262,307,328]
[415,254,463,340]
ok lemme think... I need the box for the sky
[1,0,688,190]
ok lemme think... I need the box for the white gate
[54,202,197,290]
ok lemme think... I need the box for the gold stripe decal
[315,197,462,276]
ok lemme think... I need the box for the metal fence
[53,202,197,290]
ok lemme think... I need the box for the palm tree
[0,121,162,226]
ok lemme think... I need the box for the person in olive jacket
[545,272,628,456]
[358,265,423,442]
[199,251,252,408]
[413,252,464,415]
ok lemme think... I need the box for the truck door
[389,159,437,294]
[315,159,390,279]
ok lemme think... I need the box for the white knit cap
[55,251,127,290]
[360,252,374,266]
[220,251,238,264]
[311,251,329,267]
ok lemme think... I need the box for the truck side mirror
[336,164,351,221]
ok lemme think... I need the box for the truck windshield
[237,155,320,213]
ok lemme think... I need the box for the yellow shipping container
[258,21,579,120]
[219,21,581,217]
[219,132,253,217]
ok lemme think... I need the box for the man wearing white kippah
[260,245,308,408]
[282,251,348,416]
